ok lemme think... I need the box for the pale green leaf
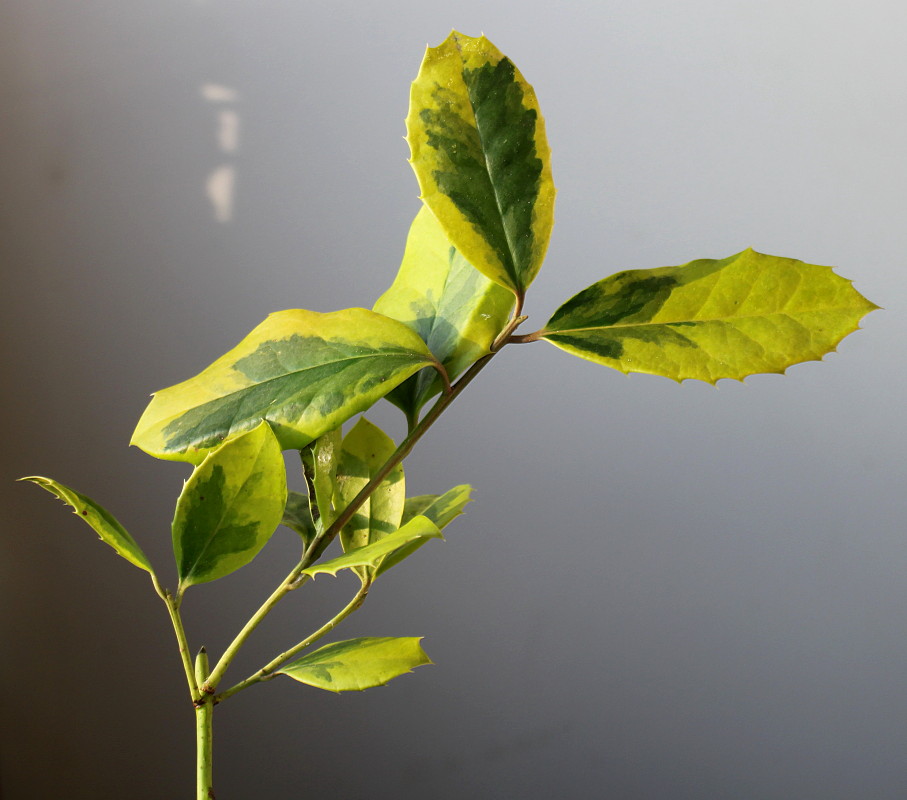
[382,484,472,576]
[173,423,287,591]
[20,477,154,575]
[302,515,441,578]
[407,31,556,296]
[542,249,878,383]
[335,418,404,558]
[401,485,473,528]
[374,206,514,417]
[282,491,316,549]
[278,636,432,692]
[131,308,440,464]
[310,427,341,528]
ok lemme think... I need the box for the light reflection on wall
[201,82,239,222]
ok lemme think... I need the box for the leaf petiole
[151,572,201,702]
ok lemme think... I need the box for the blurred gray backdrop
[2,1,904,798]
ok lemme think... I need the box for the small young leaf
[282,491,317,550]
[382,484,473,576]
[542,249,878,383]
[374,206,514,417]
[407,31,556,297]
[302,515,442,579]
[173,423,287,591]
[19,477,155,575]
[401,485,473,529]
[310,427,341,528]
[277,636,432,693]
[335,418,405,556]
[131,308,440,463]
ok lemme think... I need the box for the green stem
[152,574,200,703]
[195,649,214,800]
[202,310,525,695]
[214,579,371,704]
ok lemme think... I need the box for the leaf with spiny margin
[374,206,514,418]
[407,31,555,297]
[277,637,432,693]
[541,249,878,383]
[380,484,472,576]
[131,309,440,464]
[335,418,405,569]
[282,491,317,550]
[302,515,441,579]
[173,423,287,592]
[19,477,155,575]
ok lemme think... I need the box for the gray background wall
[2,1,904,798]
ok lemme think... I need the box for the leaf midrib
[180,446,262,587]
[453,34,521,291]
[543,305,856,336]
[149,349,433,432]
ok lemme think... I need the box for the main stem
[195,649,214,800]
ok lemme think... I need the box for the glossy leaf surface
[382,484,472,576]
[374,206,514,417]
[407,31,555,296]
[132,309,439,463]
[20,477,154,575]
[173,423,287,591]
[278,637,431,693]
[302,515,441,579]
[542,249,877,383]
[335,418,405,557]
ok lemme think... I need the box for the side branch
[213,580,371,704]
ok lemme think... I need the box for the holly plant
[22,31,876,799]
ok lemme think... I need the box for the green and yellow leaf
[278,636,432,693]
[302,515,441,579]
[20,476,155,575]
[407,31,555,296]
[173,423,287,591]
[542,249,878,383]
[401,485,473,529]
[335,418,405,562]
[381,484,472,576]
[131,308,439,463]
[374,206,514,417]
[300,426,342,530]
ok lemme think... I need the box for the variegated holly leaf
[302,515,441,579]
[278,637,432,692]
[407,31,555,297]
[374,206,514,419]
[541,249,877,383]
[299,427,342,530]
[379,484,472,576]
[131,308,440,463]
[335,419,404,567]
[20,477,155,575]
[172,423,287,592]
